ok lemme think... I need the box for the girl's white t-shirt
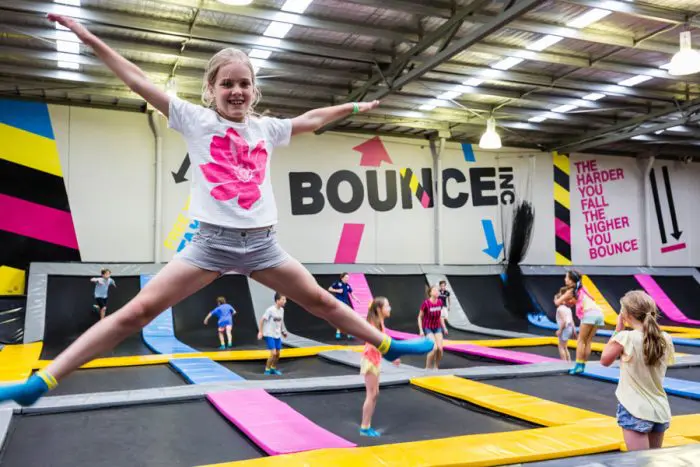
[555,305,574,328]
[612,329,675,423]
[168,97,292,229]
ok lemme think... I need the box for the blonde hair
[620,290,666,366]
[367,297,388,332]
[201,48,262,114]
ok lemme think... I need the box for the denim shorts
[424,327,443,336]
[174,222,290,276]
[581,310,605,327]
[616,404,669,433]
[559,325,574,342]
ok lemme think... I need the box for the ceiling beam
[468,42,700,84]
[552,97,700,152]
[151,0,418,42]
[317,0,549,133]
[562,0,700,28]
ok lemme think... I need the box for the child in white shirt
[601,290,675,451]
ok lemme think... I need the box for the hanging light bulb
[668,31,700,76]
[479,117,502,149]
[165,77,178,97]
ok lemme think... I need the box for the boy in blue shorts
[329,272,358,340]
[90,269,116,321]
[203,296,236,349]
[257,293,288,375]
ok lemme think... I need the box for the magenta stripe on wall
[0,193,79,249]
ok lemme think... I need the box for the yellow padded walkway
[201,424,621,467]
[0,343,43,382]
[34,345,355,370]
[411,375,610,427]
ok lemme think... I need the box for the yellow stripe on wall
[554,184,571,210]
[553,151,570,175]
[555,252,572,266]
[0,265,26,295]
[0,123,62,176]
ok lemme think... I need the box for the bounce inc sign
[289,166,516,215]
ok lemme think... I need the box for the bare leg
[217,330,225,347]
[225,325,233,346]
[622,429,650,451]
[361,372,379,428]
[265,352,274,370]
[425,333,436,369]
[45,260,219,380]
[433,333,444,369]
[251,258,384,346]
[99,307,106,320]
[575,324,594,362]
[558,341,570,361]
[273,349,281,368]
[583,326,597,361]
[649,431,665,449]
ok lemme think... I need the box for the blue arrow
[481,219,503,260]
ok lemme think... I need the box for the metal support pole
[430,134,448,265]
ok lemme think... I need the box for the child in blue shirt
[329,272,358,340]
[90,268,116,321]
[203,296,236,349]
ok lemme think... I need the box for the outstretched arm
[48,14,170,116]
[203,312,212,325]
[291,100,379,136]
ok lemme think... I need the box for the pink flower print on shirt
[200,127,268,210]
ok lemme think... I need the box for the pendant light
[668,31,700,76]
[479,117,502,149]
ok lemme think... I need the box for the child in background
[257,292,288,375]
[90,269,116,321]
[601,290,675,451]
[555,270,604,374]
[360,296,399,437]
[419,285,448,370]
[203,296,236,349]
[438,280,451,320]
[329,272,359,340]
[554,287,577,362]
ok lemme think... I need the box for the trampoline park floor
[5,266,700,467]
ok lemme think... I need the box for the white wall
[47,103,700,266]
[49,105,155,262]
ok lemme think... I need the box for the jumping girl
[554,287,576,362]
[360,297,400,437]
[418,285,448,370]
[601,290,675,451]
[554,270,604,374]
[0,14,433,407]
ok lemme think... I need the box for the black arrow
[662,166,682,240]
[649,168,667,244]
[172,153,190,183]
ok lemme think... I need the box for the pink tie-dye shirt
[168,97,292,229]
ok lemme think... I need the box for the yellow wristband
[36,370,58,390]
[377,335,391,354]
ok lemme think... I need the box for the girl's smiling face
[211,61,255,122]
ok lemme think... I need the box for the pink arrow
[352,136,393,167]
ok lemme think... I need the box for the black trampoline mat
[0,401,263,467]
[448,275,553,336]
[283,274,364,346]
[400,351,509,369]
[49,365,186,396]
[221,357,356,380]
[173,275,260,351]
[277,385,534,446]
[667,366,700,383]
[674,344,700,355]
[651,276,700,322]
[42,276,152,359]
[486,374,700,417]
